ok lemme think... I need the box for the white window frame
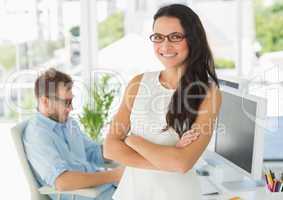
[80,0,98,88]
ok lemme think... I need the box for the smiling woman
[151,17,189,72]
[104,3,221,200]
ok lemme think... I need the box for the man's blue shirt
[23,112,115,200]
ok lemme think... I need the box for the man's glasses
[149,32,186,43]
[49,96,73,108]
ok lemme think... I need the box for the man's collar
[35,112,67,130]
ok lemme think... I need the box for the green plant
[79,75,118,142]
[69,11,125,50]
[255,0,283,53]
[0,43,16,70]
[215,58,235,69]
[98,11,124,49]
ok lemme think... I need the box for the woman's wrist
[125,135,141,148]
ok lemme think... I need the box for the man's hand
[175,129,200,148]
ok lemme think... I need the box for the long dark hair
[153,4,219,137]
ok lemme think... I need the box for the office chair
[11,120,104,200]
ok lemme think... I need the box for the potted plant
[79,75,119,142]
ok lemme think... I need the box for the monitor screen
[215,91,257,174]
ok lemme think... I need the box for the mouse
[196,168,210,176]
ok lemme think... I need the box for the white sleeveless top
[113,71,201,200]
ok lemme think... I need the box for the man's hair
[35,68,73,99]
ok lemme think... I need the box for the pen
[266,171,273,190]
[264,174,272,191]
[270,169,275,180]
[272,180,278,192]
[277,181,281,192]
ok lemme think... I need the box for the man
[23,68,123,200]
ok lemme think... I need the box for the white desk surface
[197,152,283,200]
[200,176,282,200]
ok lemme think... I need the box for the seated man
[23,68,123,200]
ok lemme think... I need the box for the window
[0,0,81,120]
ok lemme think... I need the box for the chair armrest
[39,186,104,198]
[38,186,57,195]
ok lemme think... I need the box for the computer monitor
[203,87,267,190]
[217,75,249,92]
[215,87,266,179]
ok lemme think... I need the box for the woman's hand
[175,129,200,148]
[125,131,200,149]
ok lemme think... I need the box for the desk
[196,152,283,200]
[199,176,281,200]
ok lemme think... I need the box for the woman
[104,4,222,200]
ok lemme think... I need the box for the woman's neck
[160,68,184,90]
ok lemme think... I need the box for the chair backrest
[11,120,51,200]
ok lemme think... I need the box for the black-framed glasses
[149,32,186,43]
[49,96,73,108]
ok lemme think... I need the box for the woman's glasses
[149,32,186,43]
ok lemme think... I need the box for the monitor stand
[200,152,265,192]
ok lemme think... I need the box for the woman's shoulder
[124,73,144,98]
[206,82,222,104]
[197,82,222,117]
[125,71,160,100]
[128,71,160,86]
[126,74,144,94]
[208,81,220,93]
[129,73,144,84]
